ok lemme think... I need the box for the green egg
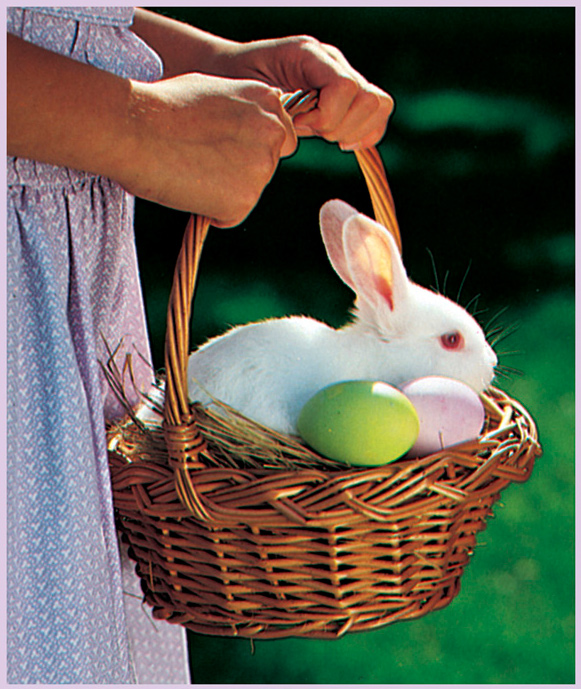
[297,380,420,466]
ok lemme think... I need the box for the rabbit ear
[319,200,360,291]
[342,213,410,313]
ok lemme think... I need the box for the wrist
[110,79,163,200]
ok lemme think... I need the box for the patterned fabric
[7,7,190,684]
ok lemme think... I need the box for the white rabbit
[187,199,497,436]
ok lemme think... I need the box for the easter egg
[399,376,485,458]
[297,380,420,466]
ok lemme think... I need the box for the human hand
[124,73,297,227]
[220,36,394,151]
[8,33,297,228]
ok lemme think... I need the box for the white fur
[188,200,497,436]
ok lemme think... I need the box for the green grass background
[134,7,574,684]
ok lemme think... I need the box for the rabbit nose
[487,342,498,368]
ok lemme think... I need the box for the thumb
[278,108,298,157]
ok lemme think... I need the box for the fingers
[254,85,298,158]
[217,79,298,159]
[294,80,393,150]
[278,110,298,158]
[247,35,394,150]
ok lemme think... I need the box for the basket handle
[162,89,400,519]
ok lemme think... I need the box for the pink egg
[399,376,485,458]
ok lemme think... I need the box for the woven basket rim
[109,379,537,465]
[107,377,540,529]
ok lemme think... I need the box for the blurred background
[135,6,574,684]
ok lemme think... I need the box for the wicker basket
[106,91,541,640]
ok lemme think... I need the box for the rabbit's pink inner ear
[344,221,397,312]
[374,274,395,311]
[363,233,396,311]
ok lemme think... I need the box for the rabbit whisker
[426,247,440,294]
[484,305,510,331]
[494,363,524,380]
[457,260,473,304]
[494,348,523,358]
[472,308,491,324]
[487,322,521,348]
[463,293,482,316]
[493,368,511,382]
[482,306,521,348]
[425,251,480,325]
[442,269,450,298]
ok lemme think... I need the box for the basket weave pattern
[108,385,538,638]
[107,91,540,639]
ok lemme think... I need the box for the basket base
[121,505,480,642]
[146,576,463,640]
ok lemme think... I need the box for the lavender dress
[7,7,190,683]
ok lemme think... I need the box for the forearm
[131,8,242,79]
[130,9,299,86]
[7,33,136,180]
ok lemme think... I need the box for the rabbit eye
[440,331,464,351]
